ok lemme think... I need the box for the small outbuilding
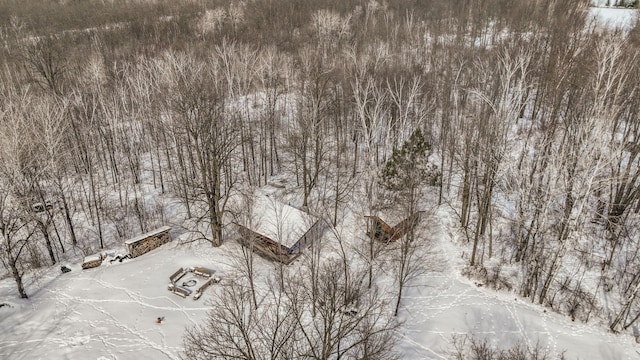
[234,197,326,264]
[365,211,423,242]
[81,253,105,270]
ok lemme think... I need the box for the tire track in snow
[394,330,448,359]
[538,306,557,356]
[44,263,204,358]
[40,283,210,313]
[41,287,185,359]
[506,302,532,350]
[75,293,180,360]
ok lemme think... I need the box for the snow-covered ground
[588,6,638,31]
[396,237,639,359]
[0,241,234,360]
[1,213,639,360]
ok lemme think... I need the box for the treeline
[1,0,640,335]
[0,0,214,36]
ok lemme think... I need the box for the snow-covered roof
[366,209,406,227]
[124,226,172,245]
[240,197,318,248]
[83,254,102,263]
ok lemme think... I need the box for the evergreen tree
[382,128,439,192]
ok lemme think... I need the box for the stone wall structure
[125,226,172,258]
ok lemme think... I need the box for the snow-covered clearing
[588,6,638,31]
[1,207,638,359]
[396,234,637,359]
[0,241,233,360]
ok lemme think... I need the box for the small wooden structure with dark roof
[365,211,423,242]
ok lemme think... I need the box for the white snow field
[0,241,233,360]
[396,238,639,359]
[1,214,639,360]
[588,6,638,31]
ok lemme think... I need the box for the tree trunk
[5,245,27,299]
[42,229,56,265]
[59,189,77,247]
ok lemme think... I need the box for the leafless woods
[0,0,640,341]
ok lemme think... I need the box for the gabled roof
[239,197,317,248]
[365,208,407,227]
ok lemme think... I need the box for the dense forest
[1,0,640,357]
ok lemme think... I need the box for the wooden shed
[365,211,423,242]
[81,253,105,270]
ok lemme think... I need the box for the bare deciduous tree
[164,51,240,247]
[184,259,399,360]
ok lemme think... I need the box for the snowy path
[395,275,638,359]
[393,209,640,359]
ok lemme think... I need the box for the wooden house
[234,198,326,264]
